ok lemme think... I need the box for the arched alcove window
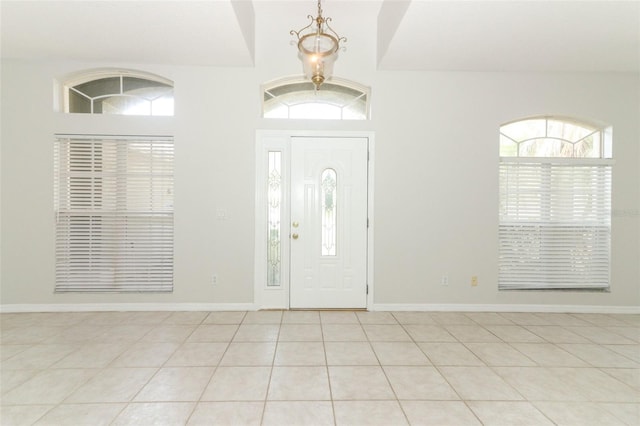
[498,116,613,291]
[63,69,174,116]
[262,77,370,120]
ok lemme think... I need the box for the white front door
[289,137,368,308]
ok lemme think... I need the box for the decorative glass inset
[66,72,174,116]
[499,117,611,159]
[263,78,370,120]
[267,152,282,286]
[321,169,337,256]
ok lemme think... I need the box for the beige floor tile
[233,324,280,342]
[500,313,553,326]
[328,366,395,400]
[278,324,323,341]
[324,341,379,365]
[141,325,197,343]
[124,312,172,325]
[465,312,514,325]
[536,313,593,327]
[370,342,431,365]
[401,400,481,426]
[391,312,436,325]
[404,325,457,342]
[598,402,640,425]
[567,326,636,345]
[135,367,214,402]
[322,324,367,341]
[96,325,155,343]
[467,401,554,425]
[66,367,157,403]
[466,343,537,367]
[534,401,626,426]
[267,366,330,400]
[202,311,246,324]
[356,311,398,324]
[605,327,640,343]
[445,325,503,343]
[551,367,640,402]
[1,369,39,394]
[282,310,320,324]
[439,366,524,401]
[524,325,591,343]
[34,403,126,426]
[187,324,238,342]
[383,366,459,400]
[262,401,334,426]
[485,325,545,343]
[510,343,589,367]
[572,314,632,327]
[187,402,263,426]
[52,343,130,368]
[274,341,326,366]
[1,344,79,370]
[162,311,209,325]
[334,400,408,425]
[111,342,180,367]
[559,343,640,368]
[418,342,485,366]
[319,311,359,324]
[111,402,194,426]
[0,344,31,361]
[165,342,228,367]
[81,312,135,326]
[0,326,64,345]
[363,324,411,341]
[242,311,283,324]
[2,368,97,405]
[201,366,271,401]
[494,366,588,401]
[602,368,640,390]
[430,312,477,325]
[219,342,276,366]
[0,405,53,426]
[41,324,110,343]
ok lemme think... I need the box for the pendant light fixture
[290,0,346,90]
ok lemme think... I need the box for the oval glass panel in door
[321,168,337,256]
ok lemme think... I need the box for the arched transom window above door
[62,69,174,116]
[262,77,370,120]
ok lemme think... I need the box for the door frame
[254,130,375,310]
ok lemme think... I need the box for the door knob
[292,233,299,240]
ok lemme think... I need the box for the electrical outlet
[471,276,478,286]
[212,274,218,285]
[441,274,449,286]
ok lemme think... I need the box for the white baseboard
[2,302,638,315]
[370,303,640,314]
[0,303,258,313]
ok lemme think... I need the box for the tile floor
[0,310,638,425]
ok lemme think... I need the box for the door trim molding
[254,130,375,310]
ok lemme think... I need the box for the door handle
[292,233,299,240]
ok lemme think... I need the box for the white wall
[1,59,638,310]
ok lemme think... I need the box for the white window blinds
[499,159,612,290]
[54,135,174,292]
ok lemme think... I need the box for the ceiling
[1,0,638,72]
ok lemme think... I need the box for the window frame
[61,69,174,116]
[498,116,613,291]
[54,134,175,293]
[262,76,370,120]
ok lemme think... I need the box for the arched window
[499,117,613,291]
[262,77,369,120]
[63,69,174,116]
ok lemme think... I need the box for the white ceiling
[1,0,638,72]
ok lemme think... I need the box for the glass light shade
[298,32,339,88]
